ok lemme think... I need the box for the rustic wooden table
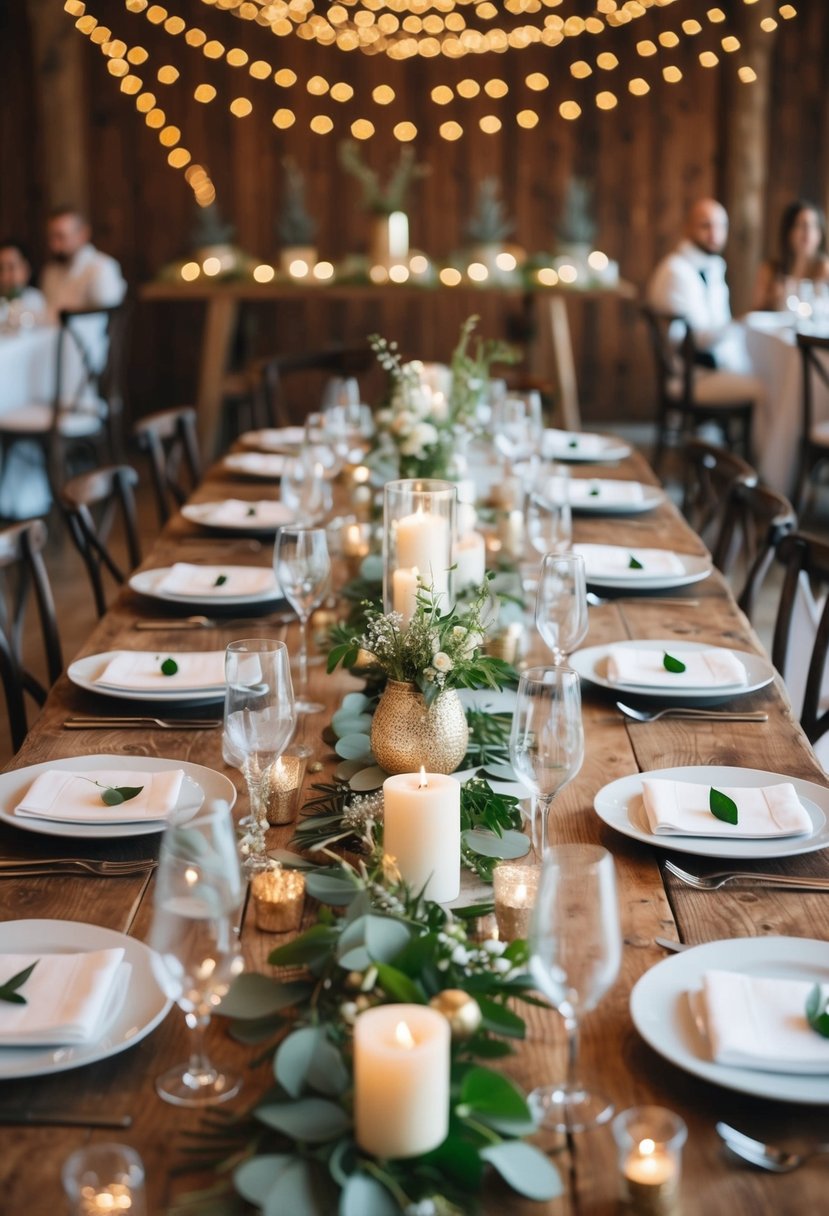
[1,448,826,1215]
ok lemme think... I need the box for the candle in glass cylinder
[354,1004,450,1158]
[383,770,460,902]
[493,862,539,940]
[396,509,450,600]
[454,530,486,591]
[613,1107,686,1216]
[392,565,421,625]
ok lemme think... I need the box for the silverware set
[64,716,220,731]
[716,1122,829,1173]
[664,858,829,892]
[616,700,768,724]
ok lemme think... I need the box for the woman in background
[752,199,829,310]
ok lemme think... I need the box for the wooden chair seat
[0,403,105,438]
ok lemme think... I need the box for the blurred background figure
[40,206,125,317]
[0,239,44,316]
[752,199,829,312]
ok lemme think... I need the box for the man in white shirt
[647,198,752,373]
[40,208,126,317]
[0,240,46,318]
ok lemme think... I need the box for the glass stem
[538,793,554,855]
[297,614,309,701]
[564,1013,580,1097]
[185,1011,215,1085]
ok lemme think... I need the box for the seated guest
[0,240,45,316]
[752,199,829,311]
[40,207,125,316]
[647,198,751,373]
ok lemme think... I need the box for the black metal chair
[681,439,758,547]
[252,345,374,429]
[793,331,829,512]
[772,531,829,747]
[0,519,63,752]
[59,464,141,618]
[133,406,202,526]
[711,479,797,621]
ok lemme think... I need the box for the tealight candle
[342,522,372,559]
[62,1144,146,1216]
[383,769,460,902]
[492,862,539,940]
[251,868,306,932]
[454,530,486,591]
[612,1106,687,1216]
[263,746,310,825]
[354,1003,450,1158]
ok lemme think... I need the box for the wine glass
[281,450,332,525]
[223,639,296,869]
[529,844,622,1132]
[274,527,330,714]
[149,802,246,1107]
[492,394,538,465]
[535,552,588,663]
[509,665,584,857]
[526,490,573,557]
[304,412,343,480]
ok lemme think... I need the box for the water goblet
[535,551,588,663]
[281,449,332,525]
[148,802,246,1107]
[529,844,622,1132]
[274,527,331,714]
[509,665,584,857]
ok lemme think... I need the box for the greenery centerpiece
[277,157,317,273]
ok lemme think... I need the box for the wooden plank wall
[1,0,827,424]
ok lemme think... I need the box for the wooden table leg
[196,295,238,460]
[548,296,581,431]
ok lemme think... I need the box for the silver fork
[134,614,293,631]
[716,1122,829,1172]
[64,717,220,730]
[0,858,157,878]
[664,859,829,892]
[587,593,701,607]
[616,701,768,723]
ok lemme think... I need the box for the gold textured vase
[370,680,469,776]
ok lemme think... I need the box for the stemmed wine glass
[274,527,331,714]
[492,395,538,466]
[535,552,588,663]
[149,802,246,1107]
[529,844,622,1132]
[223,639,296,869]
[509,665,584,857]
[281,449,332,525]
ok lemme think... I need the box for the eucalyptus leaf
[480,762,519,782]
[365,915,412,963]
[268,924,339,968]
[334,759,367,782]
[234,1155,294,1205]
[340,1174,400,1216]
[332,712,374,737]
[219,974,310,1020]
[342,692,373,713]
[462,828,530,860]
[709,787,739,826]
[806,983,829,1037]
[335,734,375,761]
[306,871,362,906]
[480,1142,563,1201]
[276,1027,349,1098]
[328,1139,358,1189]
[348,765,388,792]
[255,1097,351,1142]
[662,652,687,674]
[267,850,317,870]
[263,1158,332,1216]
[337,945,371,972]
[457,1067,535,1135]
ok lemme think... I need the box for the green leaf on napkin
[709,787,738,825]
[568,438,579,449]
[663,652,687,673]
[806,984,829,1037]
[588,485,600,497]
[0,959,38,1005]
[214,573,228,587]
[84,778,145,807]
[160,657,178,676]
[628,554,644,570]
[246,506,257,517]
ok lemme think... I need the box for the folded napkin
[157,563,277,598]
[642,777,811,837]
[15,768,185,823]
[695,969,829,1073]
[606,646,748,688]
[95,650,226,691]
[543,428,606,457]
[574,544,686,577]
[200,499,295,528]
[241,427,305,451]
[223,452,288,479]
[0,948,128,1046]
[568,479,645,505]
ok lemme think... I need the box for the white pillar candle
[392,566,420,625]
[354,1003,450,1159]
[383,770,460,902]
[453,531,486,591]
[388,210,409,261]
[396,509,450,600]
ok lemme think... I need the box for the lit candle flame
[418,766,428,789]
[639,1138,656,1157]
[515,883,527,903]
[395,1020,416,1050]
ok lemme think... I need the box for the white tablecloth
[745,317,829,496]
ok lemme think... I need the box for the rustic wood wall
[2,0,827,424]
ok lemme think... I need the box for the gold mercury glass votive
[263,746,310,825]
[251,869,306,933]
[492,862,540,941]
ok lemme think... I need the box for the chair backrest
[54,304,130,456]
[59,464,141,618]
[256,346,373,428]
[0,519,63,753]
[132,406,202,526]
[772,531,829,745]
[681,438,758,542]
[640,306,694,405]
[796,331,829,442]
[711,479,797,621]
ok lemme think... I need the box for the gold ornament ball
[429,989,482,1039]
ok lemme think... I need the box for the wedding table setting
[2,318,829,1215]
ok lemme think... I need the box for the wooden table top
[1,448,827,1215]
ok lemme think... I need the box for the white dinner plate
[568,480,665,515]
[181,500,296,535]
[129,566,280,609]
[542,429,632,463]
[570,639,774,705]
[68,652,224,705]
[0,754,235,839]
[630,936,829,1104]
[0,920,171,1080]
[222,452,289,479]
[594,765,829,859]
[238,427,305,452]
[576,546,712,592]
